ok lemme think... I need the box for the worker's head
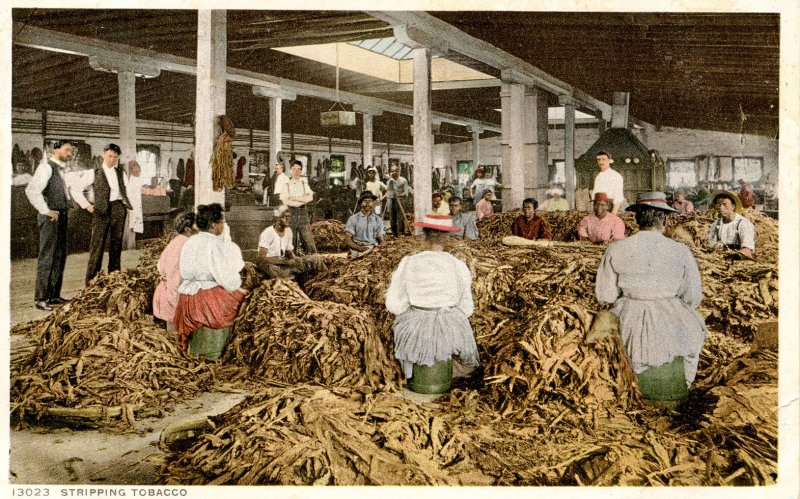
[475,167,485,178]
[625,191,675,230]
[593,192,611,218]
[675,191,686,202]
[128,160,141,177]
[274,205,292,229]
[358,191,377,214]
[52,139,74,162]
[448,196,464,216]
[390,165,399,178]
[274,163,285,174]
[482,189,493,201]
[367,167,377,178]
[432,192,443,207]
[548,187,565,198]
[595,151,613,172]
[442,187,453,201]
[103,143,121,167]
[415,214,461,243]
[175,211,197,236]
[712,191,742,221]
[291,160,303,178]
[196,203,226,235]
[522,198,538,219]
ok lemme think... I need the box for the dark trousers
[86,200,128,283]
[389,198,405,237]
[35,211,68,302]
[289,205,317,255]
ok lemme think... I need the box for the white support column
[468,126,483,171]
[522,87,550,204]
[117,71,137,166]
[560,95,577,208]
[269,97,282,169]
[195,10,227,208]
[412,47,433,227]
[362,113,373,168]
[500,81,525,211]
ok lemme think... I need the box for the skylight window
[349,38,413,60]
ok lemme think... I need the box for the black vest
[93,165,131,215]
[42,160,67,211]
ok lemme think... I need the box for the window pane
[667,159,697,189]
[733,157,763,183]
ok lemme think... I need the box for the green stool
[636,356,689,410]
[409,358,453,394]
[187,326,230,361]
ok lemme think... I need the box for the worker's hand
[47,210,59,222]
[87,204,95,214]
[739,248,754,259]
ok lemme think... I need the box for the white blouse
[385,251,474,317]
[178,231,244,295]
[258,225,294,257]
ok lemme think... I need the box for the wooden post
[269,96,282,169]
[500,81,525,211]
[194,9,227,208]
[560,95,577,208]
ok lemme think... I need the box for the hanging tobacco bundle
[211,115,237,191]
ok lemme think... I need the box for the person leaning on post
[594,191,707,409]
[385,214,481,386]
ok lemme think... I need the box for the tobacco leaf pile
[223,279,401,389]
[476,209,639,241]
[309,220,349,252]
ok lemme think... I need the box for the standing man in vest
[591,151,626,214]
[71,143,133,285]
[25,140,75,311]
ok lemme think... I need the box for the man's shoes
[35,301,53,311]
[48,297,68,305]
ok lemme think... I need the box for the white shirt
[385,251,474,317]
[279,176,314,204]
[258,225,294,257]
[70,164,131,210]
[706,213,756,251]
[178,231,244,295]
[25,159,70,215]
[365,180,387,198]
[592,168,625,205]
[273,173,289,198]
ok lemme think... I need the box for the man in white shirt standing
[279,160,317,254]
[71,143,133,285]
[25,140,75,310]
[591,151,626,214]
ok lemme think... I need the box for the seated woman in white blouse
[386,214,480,379]
[255,205,325,281]
[173,203,247,351]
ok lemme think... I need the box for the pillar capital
[558,94,577,107]
[393,25,449,55]
[88,55,160,78]
[353,104,383,116]
[466,125,484,135]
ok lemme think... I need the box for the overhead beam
[349,78,502,93]
[366,11,613,120]
[13,21,500,133]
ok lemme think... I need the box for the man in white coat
[591,151,626,214]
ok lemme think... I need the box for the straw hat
[414,214,461,232]
[711,190,743,213]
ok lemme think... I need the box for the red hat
[593,192,610,204]
[414,214,461,232]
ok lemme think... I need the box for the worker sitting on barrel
[256,205,325,282]
[705,190,756,259]
[595,192,707,409]
[173,203,247,360]
[344,191,386,258]
[385,214,480,394]
[577,192,626,244]
[511,197,552,240]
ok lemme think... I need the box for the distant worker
[469,167,495,209]
[543,187,570,212]
[596,191,707,409]
[344,191,386,256]
[280,160,317,254]
[706,191,756,259]
[432,192,449,215]
[738,179,756,210]
[363,167,387,215]
[386,214,480,388]
[511,198,551,240]
[475,189,495,221]
[448,197,479,240]
[256,206,326,281]
[671,191,695,215]
[591,150,626,214]
[385,165,413,237]
[577,192,626,244]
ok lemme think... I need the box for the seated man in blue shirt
[345,191,386,255]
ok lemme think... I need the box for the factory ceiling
[11,9,780,145]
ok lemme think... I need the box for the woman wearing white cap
[386,215,481,390]
[543,187,570,212]
[595,192,706,409]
